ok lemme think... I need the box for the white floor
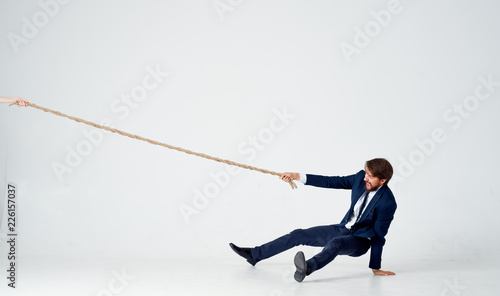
[1,256,498,296]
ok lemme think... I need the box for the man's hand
[13,98,28,107]
[372,269,396,276]
[279,172,299,182]
[0,96,28,106]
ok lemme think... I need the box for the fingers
[375,270,396,276]
[16,99,28,107]
[279,173,293,182]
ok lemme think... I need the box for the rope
[9,101,297,189]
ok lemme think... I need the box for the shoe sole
[294,251,306,282]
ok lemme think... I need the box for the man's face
[364,168,386,191]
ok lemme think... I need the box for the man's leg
[250,225,349,263]
[306,235,371,274]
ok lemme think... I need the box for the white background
[1,0,499,295]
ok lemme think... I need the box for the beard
[365,182,380,192]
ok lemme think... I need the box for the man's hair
[365,158,393,184]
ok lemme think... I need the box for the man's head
[364,158,393,191]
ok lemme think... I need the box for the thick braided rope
[10,101,297,189]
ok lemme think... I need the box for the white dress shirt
[298,173,379,229]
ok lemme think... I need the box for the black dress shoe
[229,243,257,266]
[294,251,309,282]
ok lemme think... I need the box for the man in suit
[230,158,397,282]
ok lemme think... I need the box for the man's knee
[288,228,328,247]
[288,228,317,245]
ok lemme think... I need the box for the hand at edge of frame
[372,269,396,276]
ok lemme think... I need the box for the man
[230,158,397,282]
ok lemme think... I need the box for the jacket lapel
[358,185,386,222]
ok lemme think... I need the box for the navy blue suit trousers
[251,225,371,273]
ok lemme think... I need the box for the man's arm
[369,200,397,274]
[304,172,360,189]
[280,172,358,189]
[0,96,28,106]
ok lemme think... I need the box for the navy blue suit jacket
[305,170,397,270]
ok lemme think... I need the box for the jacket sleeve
[369,201,397,270]
[305,171,362,190]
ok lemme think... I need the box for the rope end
[288,180,297,189]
